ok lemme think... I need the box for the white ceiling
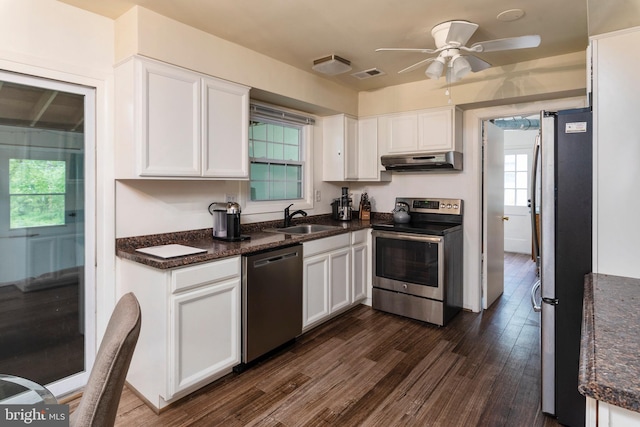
[59,0,596,92]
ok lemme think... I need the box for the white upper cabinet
[357,117,390,181]
[385,113,419,153]
[115,56,249,179]
[202,77,249,178]
[380,105,462,154]
[322,114,357,181]
[322,114,390,182]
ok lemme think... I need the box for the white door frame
[467,97,587,312]
[0,69,96,396]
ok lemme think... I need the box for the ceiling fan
[376,20,541,83]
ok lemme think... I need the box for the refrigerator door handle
[530,279,542,312]
[530,133,541,268]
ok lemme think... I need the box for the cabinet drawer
[303,233,350,258]
[172,256,240,294]
[351,229,369,245]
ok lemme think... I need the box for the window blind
[250,103,315,125]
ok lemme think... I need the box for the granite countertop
[116,214,391,269]
[579,273,640,412]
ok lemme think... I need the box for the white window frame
[504,150,530,207]
[240,104,315,215]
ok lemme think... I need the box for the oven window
[376,237,439,287]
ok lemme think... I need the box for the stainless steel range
[372,197,463,326]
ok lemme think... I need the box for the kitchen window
[504,153,529,207]
[247,103,315,207]
[249,120,303,201]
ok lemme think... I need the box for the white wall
[115,6,359,117]
[592,27,640,278]
[358,52,587,117]
[114,121,341,237]
[0,0,115,391]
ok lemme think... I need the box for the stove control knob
[403,284,408,290]
[453,204,459,209]
[440,203,445,208]
[446,203,452,209]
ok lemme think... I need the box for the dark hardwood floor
[71,252,562,426]
[0,282,83,385]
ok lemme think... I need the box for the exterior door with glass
[0,71,94,395]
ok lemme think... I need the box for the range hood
[381,151,463,172]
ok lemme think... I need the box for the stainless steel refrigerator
[531,107,592,427]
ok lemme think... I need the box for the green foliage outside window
[9,159,66,228]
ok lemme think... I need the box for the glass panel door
[0,73,94,393]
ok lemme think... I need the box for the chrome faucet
[284,204,307,227]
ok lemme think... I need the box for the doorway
[0,71,95,394]
[484,117,539,309]
[475,98,586,310]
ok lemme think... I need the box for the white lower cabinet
[302,231,370,330]
[303,254,330,327]
[586,397,640,427]
[329,247,351,313]
[169,278,239,397]
[116,256,241,411]
[351,229,369,303]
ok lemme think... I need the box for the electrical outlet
[315,190,321,202]
[225,194,236,203]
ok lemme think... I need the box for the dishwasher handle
[253,251,299,268]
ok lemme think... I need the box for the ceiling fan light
[451,55,472,80]
[425,57,445,80]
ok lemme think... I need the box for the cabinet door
[202,77,250,178]
[139,60,201,176]
[386,113,418,153]
[303,254,330,328]
[323,114,356,181]
[418,108,453,152]
[357,118,379,180]
[329,247,351,313]
[168,277,240,398]
[351,243,368,302]
[344,116,359,180]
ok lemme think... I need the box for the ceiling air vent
[351,68,386,80]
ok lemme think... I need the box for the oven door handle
[372,230,444,244]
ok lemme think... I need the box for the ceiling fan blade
[398,57,436,74]
[469,35,541,53]
[464,55,492,72]
[376,47,438,54]
[445,21,479,47]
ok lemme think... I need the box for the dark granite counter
[579,273,640,413]
[116,214,391,269]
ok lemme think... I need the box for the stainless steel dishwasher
[240,244,303,366]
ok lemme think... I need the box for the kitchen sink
[266,224,343,235]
